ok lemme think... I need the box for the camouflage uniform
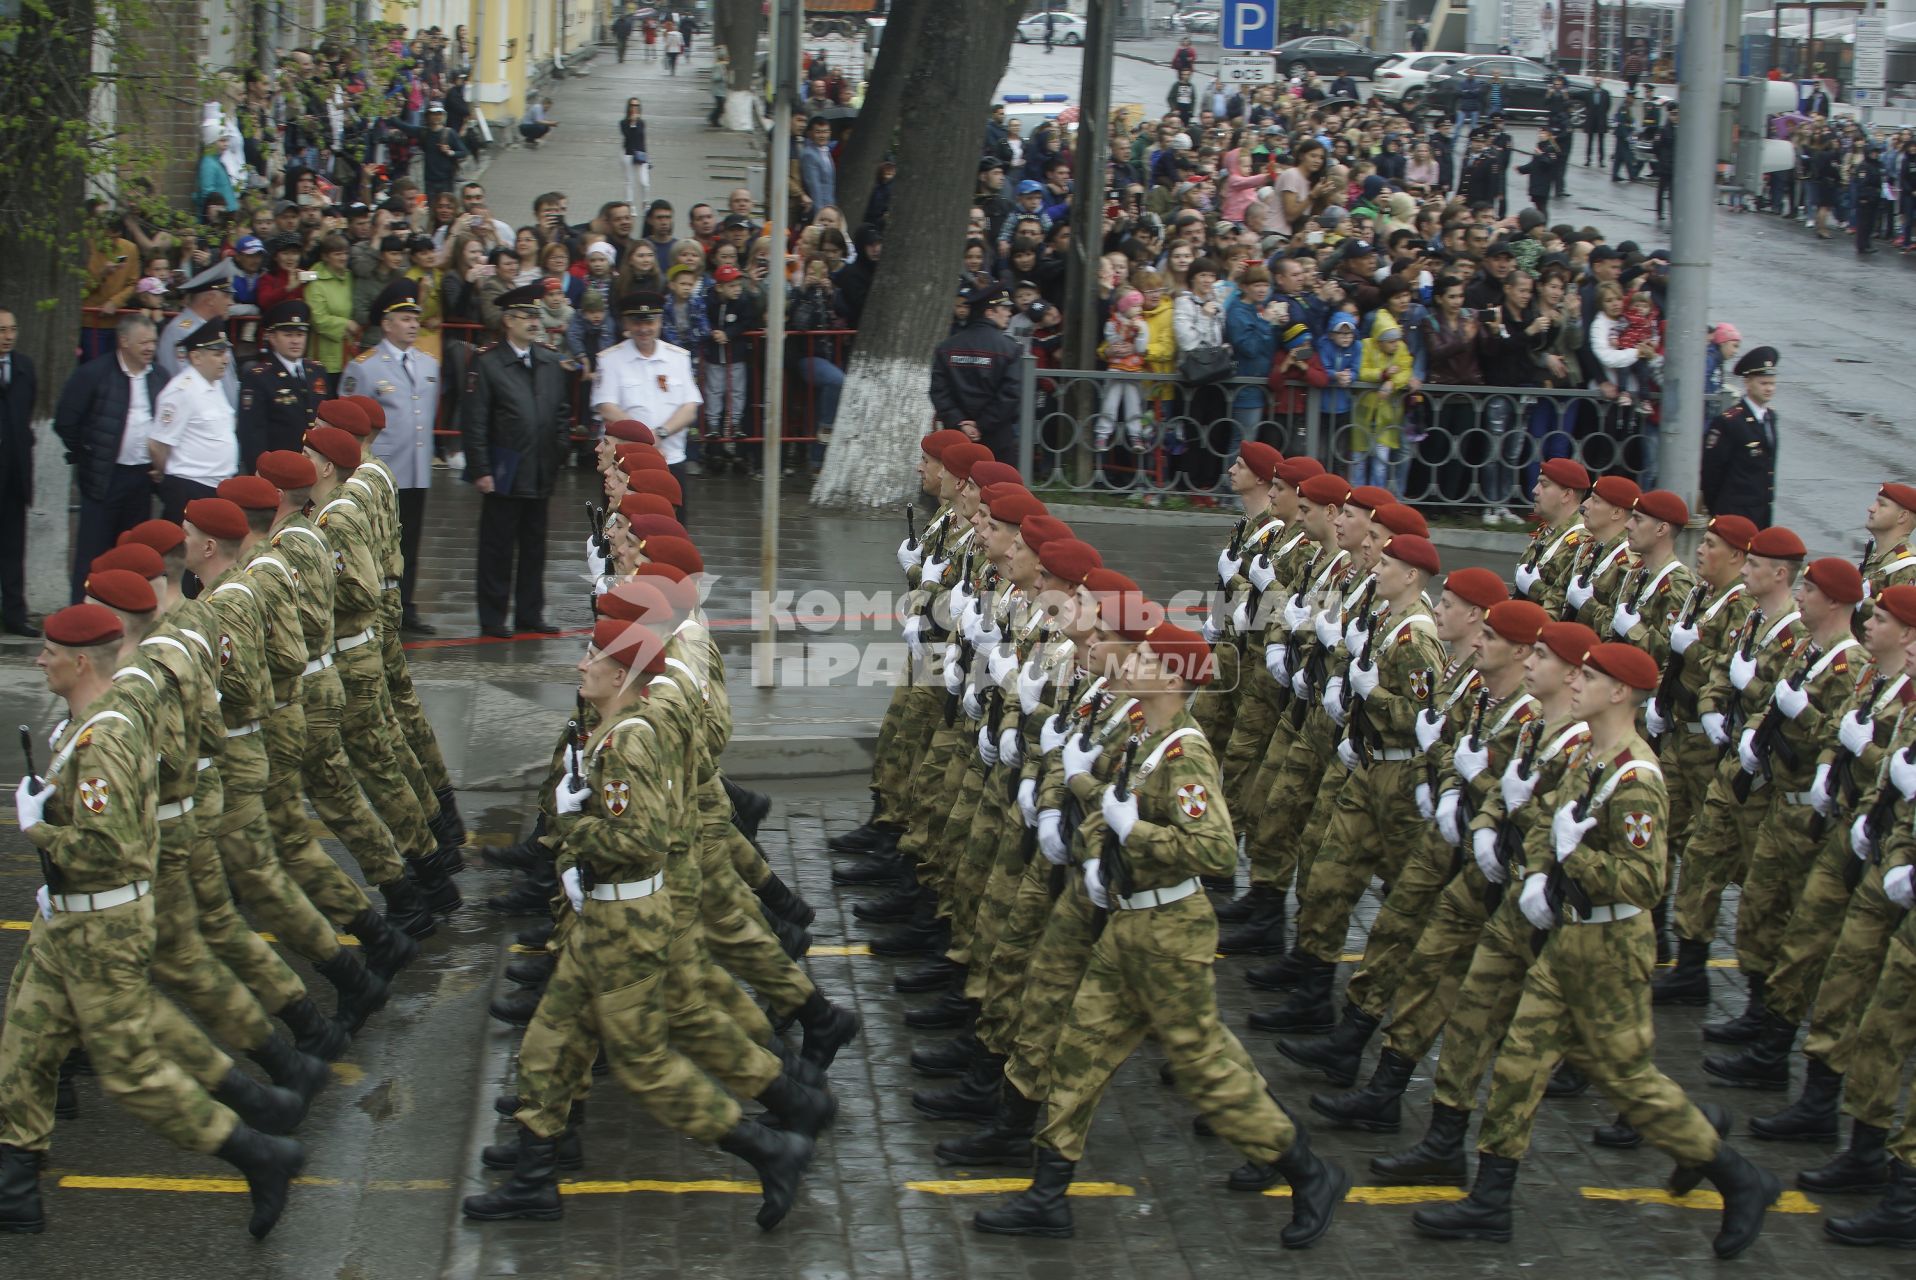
[1514,517,1589,619]
[1218,525,1317,817]
[1654,582,1751,860]
[1565,533,1632,631]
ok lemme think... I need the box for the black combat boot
[214,1067,308,1135]
[1248,957,1336,1033]
[1651,898,1674,966]
[1213,888,1257,924]
[1824,1159,1916,1249]
[1666,1101,1732,1197]
[483,1122,583,1172]
[377,876,438,940]
[876,914,950,959]
[246,1033,329,1105]
[895,956,963,994]
[429,785,467,851]
[1703,973,1771,1045]
[1544,1062,1590,1097]
[911,1032,984,1078]
[483,814,548,871]
[55,1060,78,1120]
[1411,1152,1518,1241]
[462,1126,564,1221]
[1371,1102,1471,1185]
[1703,1009,1795,1089]
[755,871,815,927]
[314,948,391,1035]
[1593,1114,1642,1148]
[1751,1056,1843,1142]
[764,1037,827,1090]
[913,1054,1005,1121]
[851,872,922,924]
[826,792,885,852]
[1700,1141,1784,1258]
[936,1083,1039,1167]
[1800,1121,1891,1193]
[1309,1046,1414,1132]
[722,775,772,839]
[504,950,554,985]
[1651,936,1711,1006]
[214,1124,305,1238]
[834,846,904,887]
[718,1118,815,1230]
[1216,885,1288,955]
[348,906,419,982]
[1244,950,1313,992]
[515,919,554,949]
[756,1073,837,1140]
[486,862,557,916]
[1273,1123,1351,1248]
[904,990,976,1031]
[0,1145,45,1233]
[489,984,545,1028]
[275,995,350,1062]
[409,848,465,914]
[972,1147,1076,1237]
[1277,1002,1380,1086]
[794,990,861,1068]
[767,911,813,959]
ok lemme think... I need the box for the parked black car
[1407,55,1600,128]
[1273,35,1391,80]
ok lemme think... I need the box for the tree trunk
[810,0,1021,510]
[835,0,927,231]
[714,0,760,131]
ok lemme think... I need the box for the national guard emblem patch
[603,780,631,816]
[1623,811,1654,849]
[218,634,233,668]
[333,550,345,575]
[78,777,111,814]
[1410,669,1432,700]
[1176,782,1208,819]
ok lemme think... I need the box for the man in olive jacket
[461,284,572,638]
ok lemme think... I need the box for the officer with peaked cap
[1701,346,1779,527]
[591,290,702,514]
[157,265,238,401]
[930,282,1022,463]
[237,300,329,471]
[151,323,240,520]
[341,278,440,618]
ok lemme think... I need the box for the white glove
[1248,555,1277,591]
[903,614,926,660]
[1017,660,1047,715]
[1337,738,1360,771]
[584,533,600,564]
[1891,748,1916,802]
[1344,613,1368,656]
[555,773,591,815]
[1291,668,1311,700]
[1415,782,1434,819]
[1810,761,1834,815]
[897,536,923,574]
[1737,727,1761,776]
[1729,650,1757,691]
[1040,715,1072,755]
[35,884,53,920]
[977,723,999,766]
[1321,677,1347,724]
[973,613,1004,650]
[962,686,983,721]
[15,775,53,833]
[585,543,608,578]
[1101,785,1139,844]
[1552,802,1598,861]
[1851,812,1873,861]
[949,577,974,614]
[921,554,949,585]
[1473,826,1506,883]
[1218,545,1243,582]
[1669,618,1699,655]
[999,727,1022,768]
[958,596,984,643]
[1283,593,1311,631]
[1454,736,1490,783]
[1611,600,1641,639]
[1644,698,1669,738]
[1885,864,1915,909]
[562,866,584,914]
[1230,599,1252,634]
[1701,711,1729,746]
[943,644,964,694]
[1203,614,1223,645]
[986,644,1019,687]
[1772,677,1809,720]
[1840,709,1876,756]
[1519,871,1555,930]
[1349,659,1379,700]
[1415,707,1445,754]
[1313,608,1340,648]
[1513,561,1540,596]
[1038,810,1068,864]
[1501,756,1538,811]
[1062,736,1103,781]
[1017,778,1039,826]
[1436,788,1461,845]
[1083,857,1110,908]
[1265,641,1290,683]
[1565,575,1594,611]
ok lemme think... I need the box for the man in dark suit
[52,313,165,603]
[461,284,572,638]
[0,307,37,634]
[1701,347,1780,527]
[237,300,329,470]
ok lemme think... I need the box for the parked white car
[1368,51,1467,105]
[1016,12,1087,45]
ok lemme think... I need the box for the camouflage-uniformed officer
[0,604,303,1239]
[1412,642,1782,1262]
[1192,441,1284,750]
[236,300,328,471]
[973,622,1349,1246]
[1559,475,1638,628]
[1605,490,1697,665]
[1510,459,1590,617]
[1861,483,1916,604]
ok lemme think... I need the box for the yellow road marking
[562,1179,761,1195]
[1263,1184,1467,1204]
[810,943,871,957]
[1580,1186,1821,1214]
[905,1179,1135,1197]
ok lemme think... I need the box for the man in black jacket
[929,283,1022,462]
[0,307,36,634]
[53,313,164,603]
[1583,82,1613,166]
[1648,103,1679,220]
[393,103,467,197]
[1701,347,1780,526]
[462,285,572,638]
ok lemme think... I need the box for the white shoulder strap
[1593,756,1664,811]
[113,665,158,689]
[281,525,326,547]
[1806,637,1860,682]
[1545,721,1589,760]
[591,714,657,759]
[1760,610,1803,648]
[49,709,136,777]
[250,555,295,583]
[1136,726,1205,779]
[1540,521,1586,565]
[1700,582,1744,625]
[320,496,356,517]
[212,581,255,600]
[178,628,214,661]
[1488,694,1537,737]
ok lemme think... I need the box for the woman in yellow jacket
[1354,315,1415,494]
[405,238,448,360]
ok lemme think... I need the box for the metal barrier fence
[1016,360,1696,509]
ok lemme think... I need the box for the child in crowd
[701,264,761,474]
[1355,322,1415,493]
[1096,288,1149,451]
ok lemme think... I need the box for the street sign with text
[1219,55,1276,84]
[1223,0,1277,51]
[1854,15,1885,91]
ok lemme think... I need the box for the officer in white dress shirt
[590,290,701,516]
[150,323,240,521]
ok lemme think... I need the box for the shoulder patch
[353,349,375,363]
[602,779,631,816]
[1622,811,1654,849]
[1410,669,1432,700]
[1163,739,1185,762]
[78,777,112,814]
[1175,781,1208,819]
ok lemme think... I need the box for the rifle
[1484,718,1544,913]
[585,501,609,560]
[1732,642,1820,803]
[1853,740,1912,893]
[1274,547,1324,713]
[1453,689,1493,831]
[1057,689,1107,858]
[982,686,1006,778]
[1092,738,1141,939]
[905,504,918,554]
[942,554,980,726]
[1420,669,1441,798]
[1853,536,1877,641]
[1342,604,1386,766]
[1648,583,1706,750]
[1218,517,1247,592]
[1720,606,1767,755]
[1560,540,1599,621]
[20,725,63,895]
[566,694,588,790]
[1292,573,1373,730]
[1815,673,1886,844]
[1531,761,1605,955]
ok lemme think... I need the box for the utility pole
[1060,0,1114,481]
[762,0,799,659]
[1660,0,1722,516]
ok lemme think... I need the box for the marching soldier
[1607,489,1696,664]
[1701,346,1780,527]
[1195,441,1284,750]
[1560,475,1638,628]
[236,301,329,472]
[1511,459,1591,617]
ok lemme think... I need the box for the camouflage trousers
[1384,864,1500,1061]
[1477,914,1721,1164]
[696,826,816,1017]
[1841,924,1916,1162]
[182,776,308,1015]
[1804,864,1905,1072]
[1259,710,1343,894]
[1003,879,1102,1102]
[875,682,943,828]
[512,890,741,1143]
[379,590,452,794]
[334,645,437,861]
[1294,759,1424,963]
[938,751,998,957]
[897,720,970,881]
[1659,726,1717,872]
[1037,896,1291,1165]
[1346,826,1458,1018]
[150,820,275,1062]
[209,736,342,967]
[1669,764,1771,943]
[1733,796,1821,977]
[1219,660,1284,819]
[1430,895,1544,1113]
[955,767,1027,981]
[260,702,373,924]
[1190,639,1241,751]
[299,666,408,886]
[1242,706,1306,892]
[1762,826,1858,1023]
[968,828,1050,1056]
[0,900,238,1154]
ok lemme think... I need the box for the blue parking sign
[1223,0,1276,51]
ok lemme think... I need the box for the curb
[723,732,878,781]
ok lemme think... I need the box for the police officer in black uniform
[929,282,1022,463]
[1700,345,1779,527]
[237,300,329,472]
